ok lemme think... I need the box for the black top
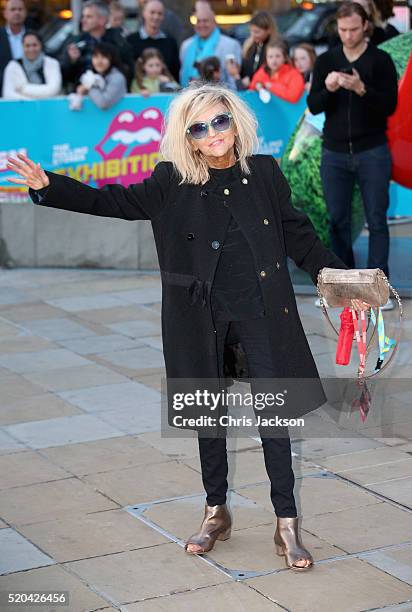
[241,41,267,80]
[307,43,398,153]
[207,163,265,322]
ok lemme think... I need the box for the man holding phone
[307,1,397,309]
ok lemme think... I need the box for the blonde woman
[7,83,367,570]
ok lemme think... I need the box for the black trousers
[198,317,298,517]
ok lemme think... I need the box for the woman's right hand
[6,153,50,190]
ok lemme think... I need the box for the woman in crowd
[239,10,279,87]
[249,40,305,103]
[374,0,400,40]
[355,0,387,44]
[75,42,127,110]
[131,48,179,96]
[2,30,62,100]
[291,43,316,92]
[8,82,370,570]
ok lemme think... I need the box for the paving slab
[74,304,159,325]
[123,582,283,611]
[0,374,47,403]
[0,348,90,374]
[292,436,384,460]
[57,381,160,413]
[17,318,99,341]
[40,436,171,476]
[317,447,412,472]
[44,293,131,312]
[0,430,27,455]
[0,565,110,611]
[0,302,66,322]
[0,477,119,526]
[65,543,229,604]
[0,394,83,426]
[109,287,162,305]
[83,460,204,506]
[107,320,160,338]
[360,544,412,586]
[18,508,168,563]
[246,557,412,612]
[0,288,34,306]
[368,477,412,506]
[4,414,125,449]
[0,528,54,575]
[97,347,165,372]
[0,320,20,337]
[0,451,70,489]
[0,335,57,353]
[57,334,143,355]
[303,501,412,553]
[329,458,412,486]
[23,364,128,392]
[98,403,161,434]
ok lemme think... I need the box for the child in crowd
[131,48,179,97]
[249,40,305,103]
[195,56,221,84]
[69,42,127,111]
[291,43,316,91]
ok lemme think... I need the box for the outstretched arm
[7,153,172,221]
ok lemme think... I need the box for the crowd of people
[0,0,400,108]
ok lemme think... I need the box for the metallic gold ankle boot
[185,503,232,555]
[274,517,314,571]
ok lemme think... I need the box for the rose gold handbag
[316,267,403,378]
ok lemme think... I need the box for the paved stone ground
[0,268,411,612]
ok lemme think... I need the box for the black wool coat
[30,154,347,434]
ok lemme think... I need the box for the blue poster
[0,92,307,203]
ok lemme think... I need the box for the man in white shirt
[0,0,26,94]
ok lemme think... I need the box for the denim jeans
[320,143,392,277]
[197,317,298,517]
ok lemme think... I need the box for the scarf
[181,27,220,86]
[21,52,46,84]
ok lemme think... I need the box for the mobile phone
[340,67,353,75]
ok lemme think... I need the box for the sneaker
[380,297,394,311]
[315,297,329,308]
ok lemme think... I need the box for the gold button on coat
[223,188,230,195]
[260,270,266,278]
[263,218,269,225]
[242,178,248,184]
[276,261,280,269]
[284,307,289,314]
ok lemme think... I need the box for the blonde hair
[160,82,259,185]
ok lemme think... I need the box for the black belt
[161,270,211,307]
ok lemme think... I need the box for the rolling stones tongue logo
[94,107,164,188]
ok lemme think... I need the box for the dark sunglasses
[186,112,233,140]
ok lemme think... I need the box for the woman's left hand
[350,299,371,311]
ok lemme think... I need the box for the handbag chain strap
[316,269,403,379]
